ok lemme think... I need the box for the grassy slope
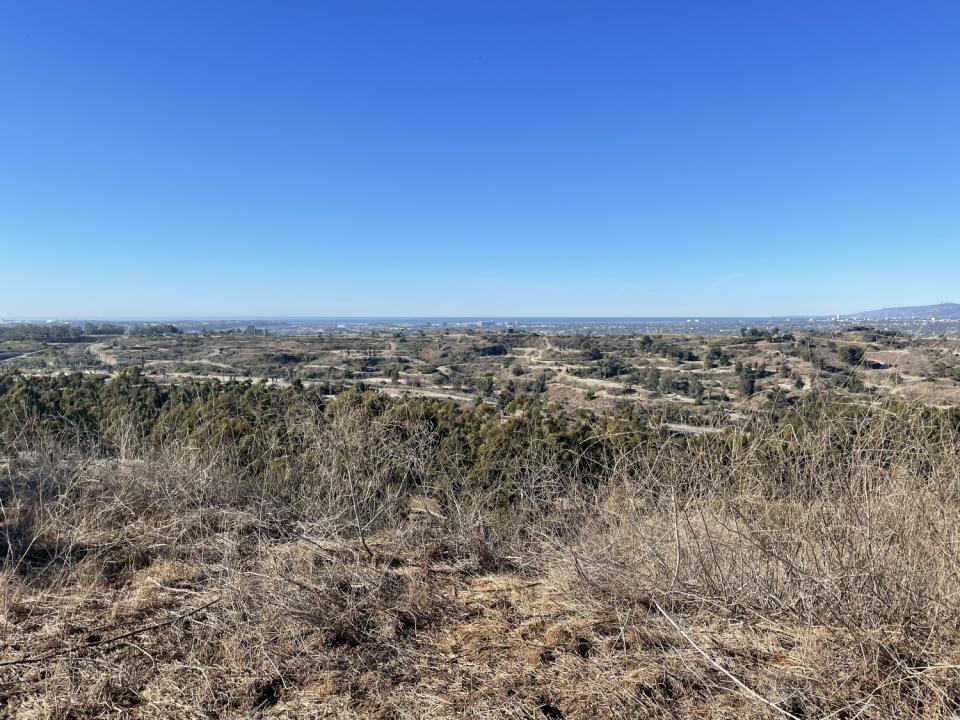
[3,392,960,718]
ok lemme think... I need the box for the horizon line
[0,313,934,322]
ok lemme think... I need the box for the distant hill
[849,303,960,320]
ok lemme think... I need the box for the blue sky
[1,1,958,318]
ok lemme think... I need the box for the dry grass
[3,401,960,718]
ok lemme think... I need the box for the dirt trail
[86,342,120,366]
[0,349,46,365]
[375,385,477,403]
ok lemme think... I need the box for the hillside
[3,372,960,718]
[851,302,960,320]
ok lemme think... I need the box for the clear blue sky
[1,1,958,318]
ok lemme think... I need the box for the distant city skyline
[2,2,958,317]
[4,304,959,324]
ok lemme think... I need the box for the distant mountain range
[849,303,960,320]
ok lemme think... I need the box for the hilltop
[3,369,960,718]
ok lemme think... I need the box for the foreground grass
[3,394,960,718]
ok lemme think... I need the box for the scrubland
[5,325,960,419]
[2,369,960,718]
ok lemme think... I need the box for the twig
[650,597,801,720]
[0,597,220,667]
[671,486,681,587]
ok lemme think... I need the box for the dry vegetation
[5,325,960,420]
[3,382,960,718]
